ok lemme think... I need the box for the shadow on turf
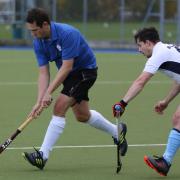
[139,174,180,180]
[21,164,126,175]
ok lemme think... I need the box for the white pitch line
[96,80,171,84]
[6,144,166,150]
[0,82,37,85]
[0,81,171,86]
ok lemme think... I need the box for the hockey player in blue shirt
[22,8,128,170]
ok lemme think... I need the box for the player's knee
[53,101,67,116]
[75,113,90,122]
[172,112,180,127]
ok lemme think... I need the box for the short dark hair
[134,27,160,44]
[26,8,50,27]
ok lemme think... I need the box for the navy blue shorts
[61,68,97,103]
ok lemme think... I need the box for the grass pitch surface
[0,49,179,180]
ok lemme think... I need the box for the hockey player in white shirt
[113,27,180,176]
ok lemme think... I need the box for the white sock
[87,110,117,138]
[40,115,66,160]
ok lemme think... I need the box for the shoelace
[153,155,164,161]
[152,155,170,168]
[33,147,43,159]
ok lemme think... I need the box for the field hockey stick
[0,107,44,154]
[116,116,122,173]
[114,105,122,173]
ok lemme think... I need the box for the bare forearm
[37,71,50,103]
[37,67,50,103]
[123,80,145,103]
[47,67,71,94]
[163,81,180,104]
[122,72,153,103]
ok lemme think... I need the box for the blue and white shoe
[22,147,47,170]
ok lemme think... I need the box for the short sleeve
[143,50,168,74]
[61,31,80,60]
[143,60,159,74]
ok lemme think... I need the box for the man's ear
[146,40,153,47]
[42,21,49,27]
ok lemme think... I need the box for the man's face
[26,21,50,39]
[136,39,153,58]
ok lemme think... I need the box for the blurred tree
[56,0,177,21]
[89,0,119,21]
[57,0,120,21]
[126,0,159,20]
[57,0,83,20]
[165,0,176,19]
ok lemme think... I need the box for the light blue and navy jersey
[33,22,97,71]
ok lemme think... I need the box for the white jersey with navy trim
[143,42,180,84]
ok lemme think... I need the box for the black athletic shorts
[61,68,97,103]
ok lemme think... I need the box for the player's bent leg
[23,94,73,170]
[53,93,75,116]
[144,155,171,176]
[72,102,128,156]
[72,100,91,122]
[159,105,180,174]
[39,94,71,160]
[144,106,180,176]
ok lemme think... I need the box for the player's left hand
[154,100,168,114]
[42,92,53,108]
[113,100,128,117]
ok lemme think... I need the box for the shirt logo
[56,44,62,52]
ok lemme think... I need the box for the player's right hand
[28,103,43,119]
[112,100,128,117]
[154,100,168,115]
